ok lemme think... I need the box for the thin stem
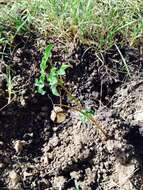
[54,103,107,138]
[115,44,131,78]
[59,80,83,109]
[56,78,107,138]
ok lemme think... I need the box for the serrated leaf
[57,64,70,76]
[35,78,44,87]
[48,75,58,86]
[41,44,54,70]
[44,44,54,60]
[48,67,57,79]
[38,88,46,95]
[47,67,58,86]
[35,44,54,95]
[35,78,39,85]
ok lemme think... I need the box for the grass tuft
[0,0,143,49]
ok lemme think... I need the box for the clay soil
[0,34,143,190]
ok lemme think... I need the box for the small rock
[50,110,57,121]
[53,176,66,189]
[49,135,59,148]
[134,109,143,123]
[53,106,63,113]
[20,97,26,106]
[9,170,21,187]
[50,106,66,123]
[70,171,82,180]
[42,155,49,165]
[0,141,4,146]
[13,140,27,153]
[0,163,4,169]
[23,171,33,181]
[56,112,66,123]
[106,140,121,153]
[106,140,115,152]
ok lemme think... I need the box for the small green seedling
[35,44,54,95]
[35,44,70,95]
[36,44,106,138]
[47,64,71,96]
[80,109,95,123]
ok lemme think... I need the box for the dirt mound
[0,36,143,189]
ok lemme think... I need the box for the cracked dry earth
[0,37,143,190]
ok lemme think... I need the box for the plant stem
[54,103,107,139]
[59,80,82,109]
[58,79,107,138]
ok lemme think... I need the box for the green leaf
[40,74,46,82]
[51,85,60,96]
[48,67,57,78]
[35,78,43,86]
[80,109,95,123]
[38,87,46,95]
[44,44,54,60]
[47,66,60,96]
[35,78,45,95]
[57,64,71,76]
[47,64,70,96]
[35,44,54,95]
[49,76,58,86]
[47,67,58,85]
[35,78,40,86]
[41,44,54,70]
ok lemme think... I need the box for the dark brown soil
[0,34,143,190]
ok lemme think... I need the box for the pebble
[0,163,4,169]
[9,170,21,187]
[0,141,4,147]
[70,171,81,180]
[49,135,59,147]
[53,176,66,189]
[13,140,27,153]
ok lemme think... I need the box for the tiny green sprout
[80,109,95,123]
[35,44,54,95]
[47,64,71,96]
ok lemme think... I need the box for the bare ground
[0,34,143,190]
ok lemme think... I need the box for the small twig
[47,94,54,107]
[58,80,107,138]
[59,83,83,109]
[120,168,139,187]
[81,46,93,61]
[0,96,15,112]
